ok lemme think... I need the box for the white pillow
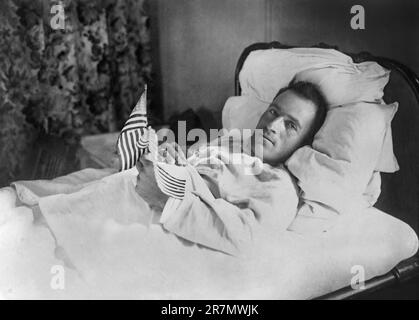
[376,124,399,173]
[239,48,389,105]
[293,62,390,107]
[239,48,352,102]
[285,101,398,214]
[221,95,269,130]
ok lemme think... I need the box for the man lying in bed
[135,81,327,256]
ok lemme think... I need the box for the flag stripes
[116,84,188,201]
[155,165,186,199]
[117,85,149,171]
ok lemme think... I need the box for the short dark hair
[274,80,328,145]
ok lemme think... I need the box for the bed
[233,42,419,299]
[0,42,418,300]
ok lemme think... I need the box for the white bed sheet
[0,168,417,299]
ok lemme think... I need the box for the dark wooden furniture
[234,42,419,299]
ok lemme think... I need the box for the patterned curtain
[0,0,152,184]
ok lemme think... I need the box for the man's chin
[260,148,286,166]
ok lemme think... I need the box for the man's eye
[286,121,297,131]
[269,109,277,116]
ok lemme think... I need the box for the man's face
[252,90,319,166]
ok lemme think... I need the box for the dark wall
[269,0,419,72]
[151,0,267,127]
[151,0,419,125]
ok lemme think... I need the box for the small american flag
[117,85,149,171]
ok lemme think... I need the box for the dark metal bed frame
[234,42,419,300]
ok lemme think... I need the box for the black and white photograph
[0,0,418,303]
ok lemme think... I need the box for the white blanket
[0,168,417,299]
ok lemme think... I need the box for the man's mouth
[263,133,274,145]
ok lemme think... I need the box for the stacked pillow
[285,101,398,214]
[223,47,399,217]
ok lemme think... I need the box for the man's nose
[267,116,285,135]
